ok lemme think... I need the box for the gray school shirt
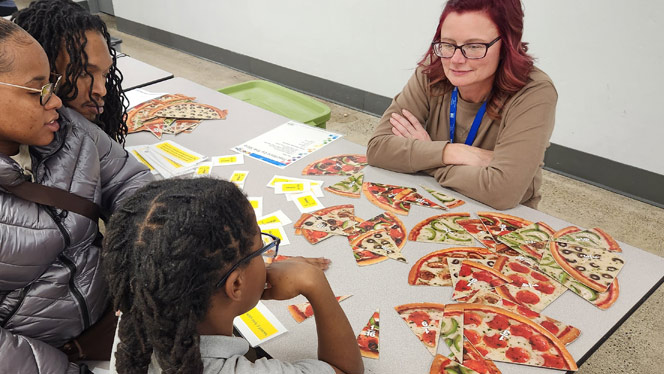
[146,335,335,374]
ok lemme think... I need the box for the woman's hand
[390,109,431,141]
[262,259,327,301]
[443,143,494,167]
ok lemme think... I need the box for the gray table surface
[126,77,664,374]
[116,55,174,92]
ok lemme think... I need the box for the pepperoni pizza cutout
[491,256,566,313]
[464,291,581,345]
[408,247,497,287]
[302,154,368,176]
[395,303,446,356]
[448,303,578,371]
[449,260,511,300]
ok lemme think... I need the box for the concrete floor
[14,1,663,372]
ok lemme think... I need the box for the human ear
[223,268,246,302]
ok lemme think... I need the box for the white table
[126,77,664,374]
[116,55,174,92]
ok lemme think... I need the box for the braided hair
[103,178,259,374]
[13,0,129,143]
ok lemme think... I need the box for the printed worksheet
[232,121,342,168]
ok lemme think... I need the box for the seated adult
[13,0,129,143]
[366,0,557,210]
[0,18,153,372]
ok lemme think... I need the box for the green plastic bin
[218,80,331,128]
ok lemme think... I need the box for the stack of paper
[127,140,208,178]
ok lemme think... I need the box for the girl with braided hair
[13,0,130,143]
[103,178,364,374]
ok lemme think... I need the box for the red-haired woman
[367,0,556,210]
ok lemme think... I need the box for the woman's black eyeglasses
[215,232,280,288]
[432,36,501,59]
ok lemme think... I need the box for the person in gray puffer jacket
[0,19,154,373]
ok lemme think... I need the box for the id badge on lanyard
[449,87,487,145]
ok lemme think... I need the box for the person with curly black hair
[13,0,129,143]
[103,178,364,374]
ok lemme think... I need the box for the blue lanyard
[449,87,487,145]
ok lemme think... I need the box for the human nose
[450,47,466,64]
[45,93,63,110]
[92,74,107,98]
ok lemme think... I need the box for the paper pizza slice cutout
[429,354,481,374]
[287,295,352,323]
[457,219,499,249]
[302,154,368,176]
[420,185,466,209]
[555,226,622,252]
[491,256,566,313]
[448,259,512,300]
[324,173,364,198]
[461,340,502,374]
[401,191,446,210]
[349,230,406,263]
[408,247,498,287]
[441,306,464,363]
[395,302,446,356]
[362,182,412,215]
[357,309,380,359]
[496,222,555,261]
[477,212,533,242]
[408,212,475,245]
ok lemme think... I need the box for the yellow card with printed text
[233,301,287,347]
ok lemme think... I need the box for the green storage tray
[218,80,331,128]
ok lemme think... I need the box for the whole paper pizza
[301,154,368,176]
[448,303,578,371]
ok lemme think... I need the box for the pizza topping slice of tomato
[395,303,446,356]
[357,309,380,359]
[302,154,368,176]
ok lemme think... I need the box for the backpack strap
[3,180,106,222]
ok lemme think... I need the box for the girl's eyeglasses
[216,232,280,288]
[0,74,62,106]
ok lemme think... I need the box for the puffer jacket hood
[0,107,154,373]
